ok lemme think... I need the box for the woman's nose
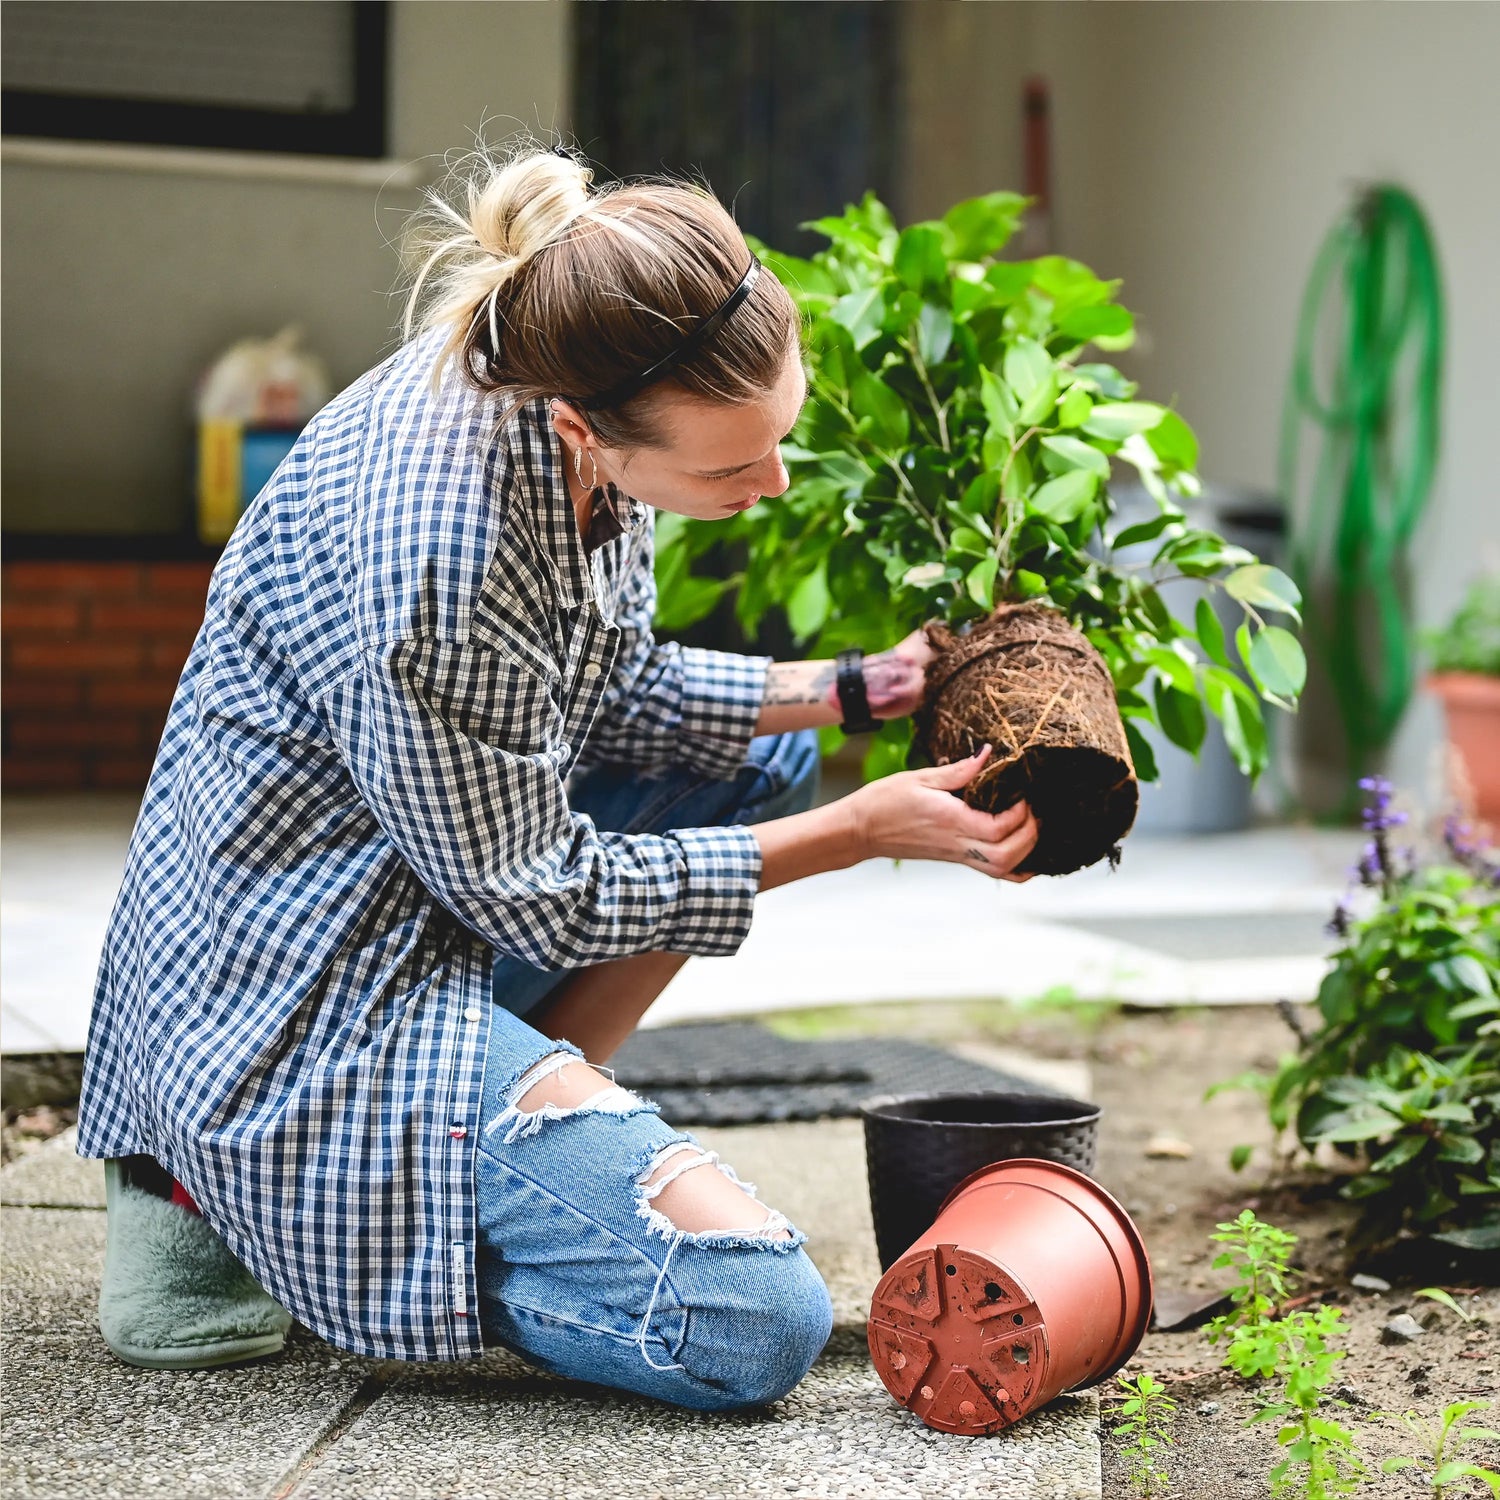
[761,449,791,499]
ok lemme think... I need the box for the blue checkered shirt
[76,334,770,1361]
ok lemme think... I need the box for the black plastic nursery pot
[861,1091,1102,1271]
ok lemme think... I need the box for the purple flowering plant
[1267,777,1500,1253]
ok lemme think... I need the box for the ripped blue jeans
[475,732,834,1410]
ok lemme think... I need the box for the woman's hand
[862,628,937,720]
[843,745,1039,881]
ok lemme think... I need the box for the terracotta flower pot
[1426,672,1500,826]
[862,1091,1101,1271]
[867,1159,1153,1436]
[912,604,1138,876]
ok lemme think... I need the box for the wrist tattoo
[862,651,924,713]
[965,847,991,866]
[765,661,838,707]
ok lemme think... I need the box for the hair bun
[401,142,593,348]
[469,149,592,267]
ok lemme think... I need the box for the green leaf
[1248,626,1307,698]
[1082,401,1164,441]
[1124,720,1159,782]
[1196,598,1233,669]
[1203,666,1269,777]
[1029,470,1098,524]
[829,286,886,349]
[1155,681,1207,754]
[916,303,954,365]
[1056,304,1134,344]
[1224,564,1303,619]
[1144,409,1199,471]
[1040,435,1111,479]
[949,526,991,556]
[1003,337,1051,403]
[979,366,1018,436]
[1434,1462,1500,1495]
[967,556,999,609]
[1414,1287,1475,1322]
[1112,512,1181,551]
[1433,1223,1500,1251]
[654,575,730,632]
[849,372,910,447]
[942,191,1027,260]
[1432,953,1496,998]
[894,225,947,293]
[1229,1143,1253,1173]
[786,561,830,640]
[1307,1109,1402,1142]
[1056,385,1092,429]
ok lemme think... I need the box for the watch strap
[836,648,883,735]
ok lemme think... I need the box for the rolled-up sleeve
[581,522,769,779]
[323,636,762,968]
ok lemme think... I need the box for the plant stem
[907,330,951,451]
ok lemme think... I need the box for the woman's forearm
[754,649,928,736]
[754,660,841,736]
[752,799,864,891]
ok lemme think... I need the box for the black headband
[573,257,762,412]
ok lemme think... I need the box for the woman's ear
[548,399,594,455]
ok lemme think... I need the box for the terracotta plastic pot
[867,1158,1153,1436]
[862,1091,1101,1271]
[1427,672,1500,825]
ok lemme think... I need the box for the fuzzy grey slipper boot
[99,1157,292,1370]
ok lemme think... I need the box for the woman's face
[561,347,809,522]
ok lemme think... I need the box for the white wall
[908,1,1500,799]
[1,1,570,534]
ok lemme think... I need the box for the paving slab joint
[264,1368,396,1500]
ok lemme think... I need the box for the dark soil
[914,606,1138,876]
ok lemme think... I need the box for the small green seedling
[1379,1399,1500,1498]
[1247,1304,1367,1499]
[1205,1209,1301,1378]
[1112,1372,1177,1498]
[1414,1288,1477,1324]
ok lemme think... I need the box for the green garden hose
[1280,185,1444,807]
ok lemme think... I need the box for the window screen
[2,1,386,157]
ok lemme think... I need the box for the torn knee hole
[636,1142,793,1242]
[483,1051,645,1144]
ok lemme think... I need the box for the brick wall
[2,560,215,791]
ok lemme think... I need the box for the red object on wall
[2,558,215,791]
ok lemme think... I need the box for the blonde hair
[400,138,800,449]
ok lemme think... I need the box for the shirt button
[463,1007,482,1022]
[581,661,602,680]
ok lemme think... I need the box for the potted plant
[657,190,1306,874]
[1425,573,1500,826]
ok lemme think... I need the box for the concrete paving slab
[286,1332,1100,1500]
[1,1207,378,1500]
[1,1126,103,1208]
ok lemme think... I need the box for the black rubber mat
[609,1022,1059,1125]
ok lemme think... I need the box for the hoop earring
[574,446,599,492]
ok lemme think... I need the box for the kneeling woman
[77,145,1038,1409]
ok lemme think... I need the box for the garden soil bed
[764,999,1499,1498]
[1083,1006,1498,1499]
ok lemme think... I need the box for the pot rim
[860,1089,1101,1131]
[932,1154,1154,1386]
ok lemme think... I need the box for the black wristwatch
[836,648,884,736]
